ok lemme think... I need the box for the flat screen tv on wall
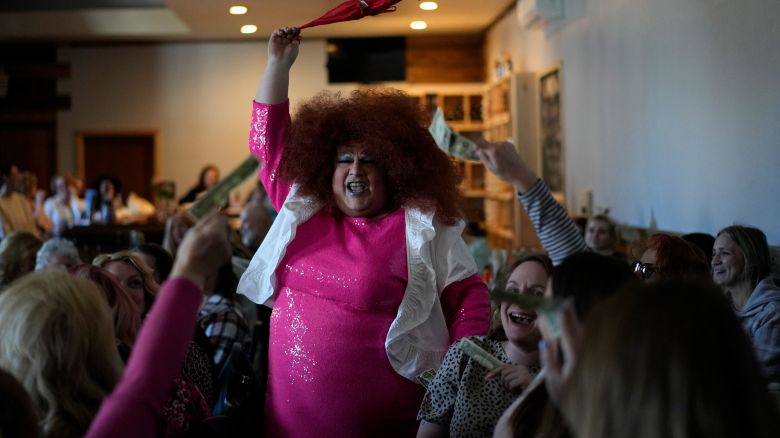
[326,37,406,84]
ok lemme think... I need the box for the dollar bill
[428,107,479,161]
[188,155,260,220]
[460,338,504,371]
[490,289,563,338]
[415,368,438,389]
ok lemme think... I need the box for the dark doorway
[77,131,156,201]
[0,124,57,190]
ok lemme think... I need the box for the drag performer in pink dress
[237,27,490,437]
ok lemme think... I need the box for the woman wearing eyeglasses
[712,225,780,382]
[631,233,709,282]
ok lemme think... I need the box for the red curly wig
[280,88,463,224]
[642,233,709,280]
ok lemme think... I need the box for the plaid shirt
[198,294,250,369]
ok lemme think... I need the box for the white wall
[58,40,329,201]
[486,0,780,244]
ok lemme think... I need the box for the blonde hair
[0,270,123,437]
[93,250,160,297]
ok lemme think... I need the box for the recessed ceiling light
[230,5,248,15]
[241,24,258,34]
[419,1,438,10]
[410,21,428,30]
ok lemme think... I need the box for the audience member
[179,164,220,205]
[93,251,159,317]
[0,269,123,437]
[35,237,81,270]
[70,265,141,362]
[632,233,710,281]
[239,201,272,254]
[556,279,780,438]
[86,211,231,438]
[0,164,41,238]
[417,255,552,437]
[713,225,780,382]
[494,252,637,438]
[584,214,622,258]
[44,175,83,235]
[131,242,174,284]
[0,231,42,290]
[93,249,217,435]
[199,262,250,369]
[239,27,489,436]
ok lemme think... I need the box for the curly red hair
[643,233,709,280]
[281,88,463,224]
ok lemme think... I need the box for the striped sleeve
[518,179,587,265]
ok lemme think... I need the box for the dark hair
[214,262,238,301]
[132,243,174,283]
[682,232,716,264]
[282,88,463,224]
[641,233,710,280]
[565,279,780,438]
[489,254,553,340]
[197,165,219,191]
[717,225,772,289]
[552,251,637,319]
[588,214,617,238]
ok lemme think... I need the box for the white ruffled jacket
[237,184,478,381]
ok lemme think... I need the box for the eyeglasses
[631,261,657,279]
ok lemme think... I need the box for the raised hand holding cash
[428,107,480,161]
[187,155,260,220]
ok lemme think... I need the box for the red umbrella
[299,0,404,29]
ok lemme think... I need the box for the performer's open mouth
[347,181,367,196]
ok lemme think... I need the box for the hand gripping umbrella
[299,0,404,29]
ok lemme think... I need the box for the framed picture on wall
[539,65,564,193]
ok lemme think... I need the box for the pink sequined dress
[244,100,490,437]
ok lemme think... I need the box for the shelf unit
[482,73,544,251]
[403,84,488,232]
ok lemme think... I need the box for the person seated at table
[44,175,83,236]
[179,165,220,205]
[35,237,82,271]
[417,255,552,438]
[0,164,41,238]
[0,231,42,290]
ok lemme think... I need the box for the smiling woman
[713,225,780,382]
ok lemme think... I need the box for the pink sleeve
[85,278,203,438]
[440,274,491,344]
[249,99,292,211]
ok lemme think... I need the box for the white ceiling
[0,0,515,42]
